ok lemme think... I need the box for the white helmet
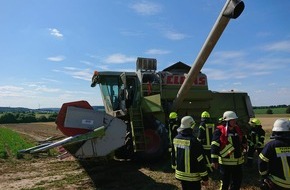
[177,116,195,132]
[223,111,238,121]
[272,118,290,132]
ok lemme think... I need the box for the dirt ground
[0,116,286,190]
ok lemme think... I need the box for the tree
[266,109,273,114]
[37,115,48,122]
[47,113,58,122]
[286,106,290,114]
[0,113,17,123]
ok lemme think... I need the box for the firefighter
[258,118,290,190]
[246,118,265,167]
[168,111,180,169]
[211,111,247,190]
[197,111,215,172]
[173,116,208,190]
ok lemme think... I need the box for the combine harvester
[20,0,254,161]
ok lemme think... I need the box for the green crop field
[0,127,34,159]
[253,107,288,114]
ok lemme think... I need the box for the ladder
[130,108,146,152]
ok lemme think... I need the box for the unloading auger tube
[171,0,245,111]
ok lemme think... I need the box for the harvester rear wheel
[136,127,168,161]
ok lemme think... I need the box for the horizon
[0,1,289,109]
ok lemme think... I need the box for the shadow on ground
[78,157,178,190]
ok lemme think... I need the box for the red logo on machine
[164,74,207,86]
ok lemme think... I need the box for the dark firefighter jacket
[173,128,208,182]
[247,125,265,148]
[211,124,247,165]
[169,119,179,145]
[197,118,215,150]
[258,138,290,189]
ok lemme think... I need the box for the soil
[0,116,283,190]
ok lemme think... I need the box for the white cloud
[61,67,92,81]
[211,51,246,63]
[120,30,145,37]
[49,28,63,38]
[104,53,135,64]
[130,1,162,16]
[34,86,60,93]
[145,49,170,55]
[262,40,290,53]
[0,85,24,97]
[80,60,94,66]
[47,56,66,62]
[165,31,187,40]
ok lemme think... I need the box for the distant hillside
[0,106,105,113]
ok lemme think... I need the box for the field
[0,115,288,190]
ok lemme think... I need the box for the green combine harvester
[20,0,254,161]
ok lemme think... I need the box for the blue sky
[0,0,289,109]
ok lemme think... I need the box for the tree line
[0,112,58,124]
[253,105,290,114]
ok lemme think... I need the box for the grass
[0,127,35,159]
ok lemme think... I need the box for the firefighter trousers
[180,180,201,190]
[219,164,243,190]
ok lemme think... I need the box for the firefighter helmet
[223,111,238,121]
[250,118,261,126]
[169,112,178,119]
[271,118,290,139]
[201,111,210,118]
[272,118,290,132]
[178,116,195,132]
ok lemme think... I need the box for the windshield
[99,76,120,111]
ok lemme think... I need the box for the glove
[259,178,273,190]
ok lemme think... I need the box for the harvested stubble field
[0,115,288,190]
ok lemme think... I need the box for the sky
[0,0,290,109]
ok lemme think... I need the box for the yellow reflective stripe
[218,156,244,165]
[175,170,202,181]
[197,154,204,162]
[211,154,219,159]
[203,145,211,150]
[205,155,213,172]
[275,147,290,154]
[220,144,235,157]
[259,153,269,162]
[228,136,233,144]
[199,126,205,130]
[211,141,220,146]
[219,180,223,190]
[269,175,290,189]
[205,128,210,146]
[275,147,290,182]
[205,123,214,147]
[200,170,208,177]
[259,170,268,176]
[174,139,190,147]
[185,148,190,173]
